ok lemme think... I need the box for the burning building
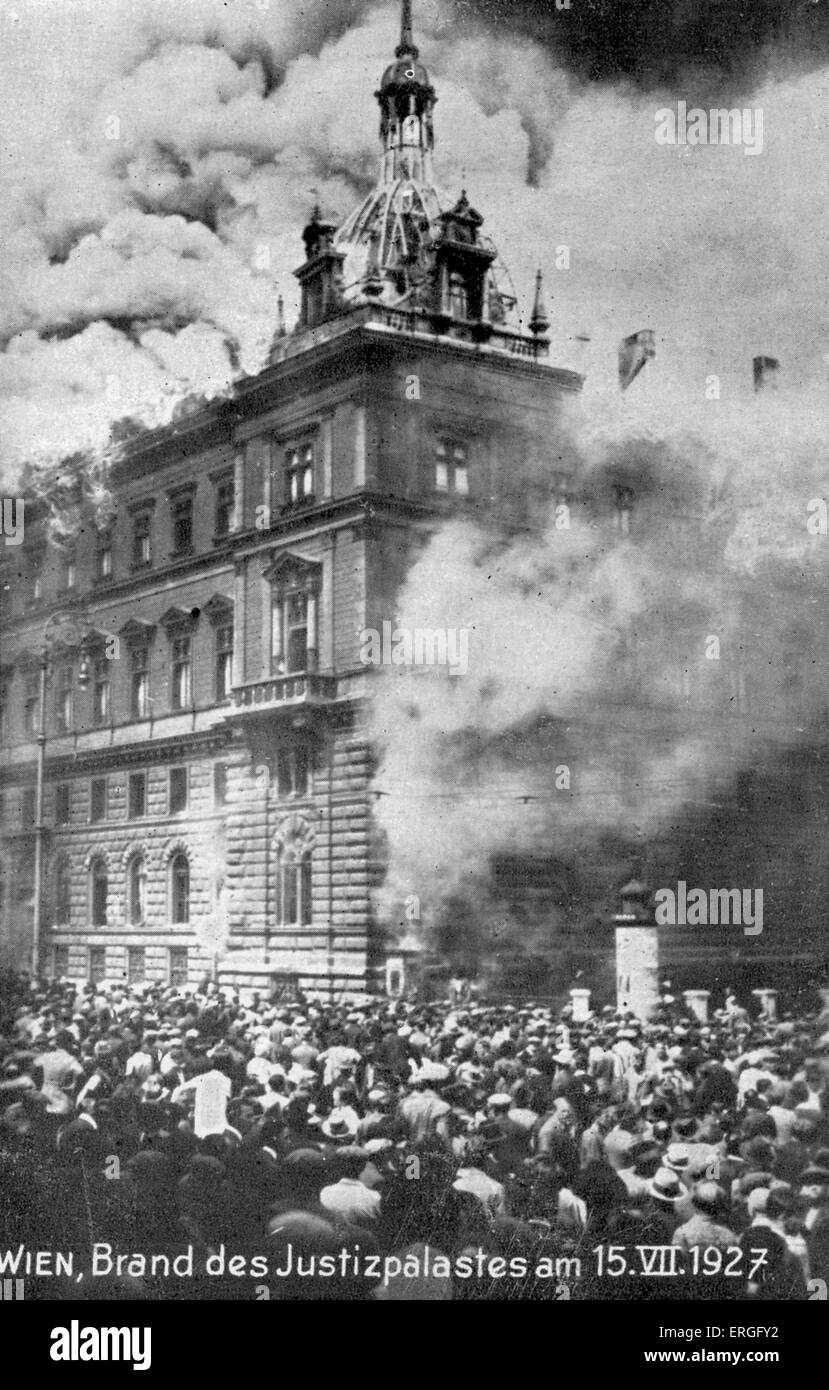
[0,2,578,995]
[1,2,827,1003]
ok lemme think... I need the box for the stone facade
[0,9,577,995]
[0,309,575,994]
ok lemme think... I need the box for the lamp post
[32,611,91,978]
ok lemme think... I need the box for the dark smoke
[460,0,829,96]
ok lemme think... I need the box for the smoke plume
[4,1,827,494]
[370,381,829,960]
[462,0,829,96]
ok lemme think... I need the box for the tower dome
[329,0,517,327]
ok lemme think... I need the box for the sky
[0,0,827,488]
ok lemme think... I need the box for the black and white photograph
[0,0,828,1343]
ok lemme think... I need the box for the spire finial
[396,0,418,58]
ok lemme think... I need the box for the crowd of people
[1,967,827,1301]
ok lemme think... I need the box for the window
[171,493,194,555]
[171,634,192,709]
[127,947,146,984]
[54,858,71,924]
[269,561,320,676]
[169,766,188,815]
[128,772,146,819]
[282,592,308,674]
[449,272,468,320]
[215,622,233,700]
[28,552,44,604]
[276,847,312,926]
[285,444,315,506]
[24,674,40,738]
[434,440,469,495]
[96,530,113,581]
[127,856,146,926]
[131,510,152,568]
[613,485,633,537]
[55,664,73,734]
[170,853,190,924]
[89,946,106,982]
[130,644,149,718]
[277,742,310,798]
[215,475,235,537]
[90,859,108,927]
[93,655,111,726]
[213,762,227,808]
[52,945,69,978]
[90,778,107,823]
[59,550,76,591]
[22,788,36,829]
[55,784,70,825]
[169,946,189,986]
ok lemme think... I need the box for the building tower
[0,1,581,997]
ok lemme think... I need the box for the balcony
[229,672,338,715]
[267,300,561,368]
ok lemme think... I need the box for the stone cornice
[0,725,234,783]
[103,314,582,473]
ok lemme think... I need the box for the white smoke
[5,3,826,492]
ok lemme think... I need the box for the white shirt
[320,1178,381,1224]
[172,1069,232,1138]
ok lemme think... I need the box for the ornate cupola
[294,206,345,330]
[273,0,530,356]
[376,0,436,186]
[432,190,497,333]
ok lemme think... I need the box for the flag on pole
[618,329,656,391]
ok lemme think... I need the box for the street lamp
[32,610,91,978]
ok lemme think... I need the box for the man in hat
[454,1137,508,1219]
[399,1073,451,1144]
[619,1138,664,1198]
[171,1063,232,1139]
[317,1039,361,1090]
[33,1028,83,1114]
[603,1104,642,1171]
[321,1106,359,1145]
[320,1146,381,1224]
[643,1168,686,1238]
[672,1181,737,1251]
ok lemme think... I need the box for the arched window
[276,846,312,926]
[89,857,108,927]
[170,852,190,924]
[128,855,146,926]
[54,857,72,926]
